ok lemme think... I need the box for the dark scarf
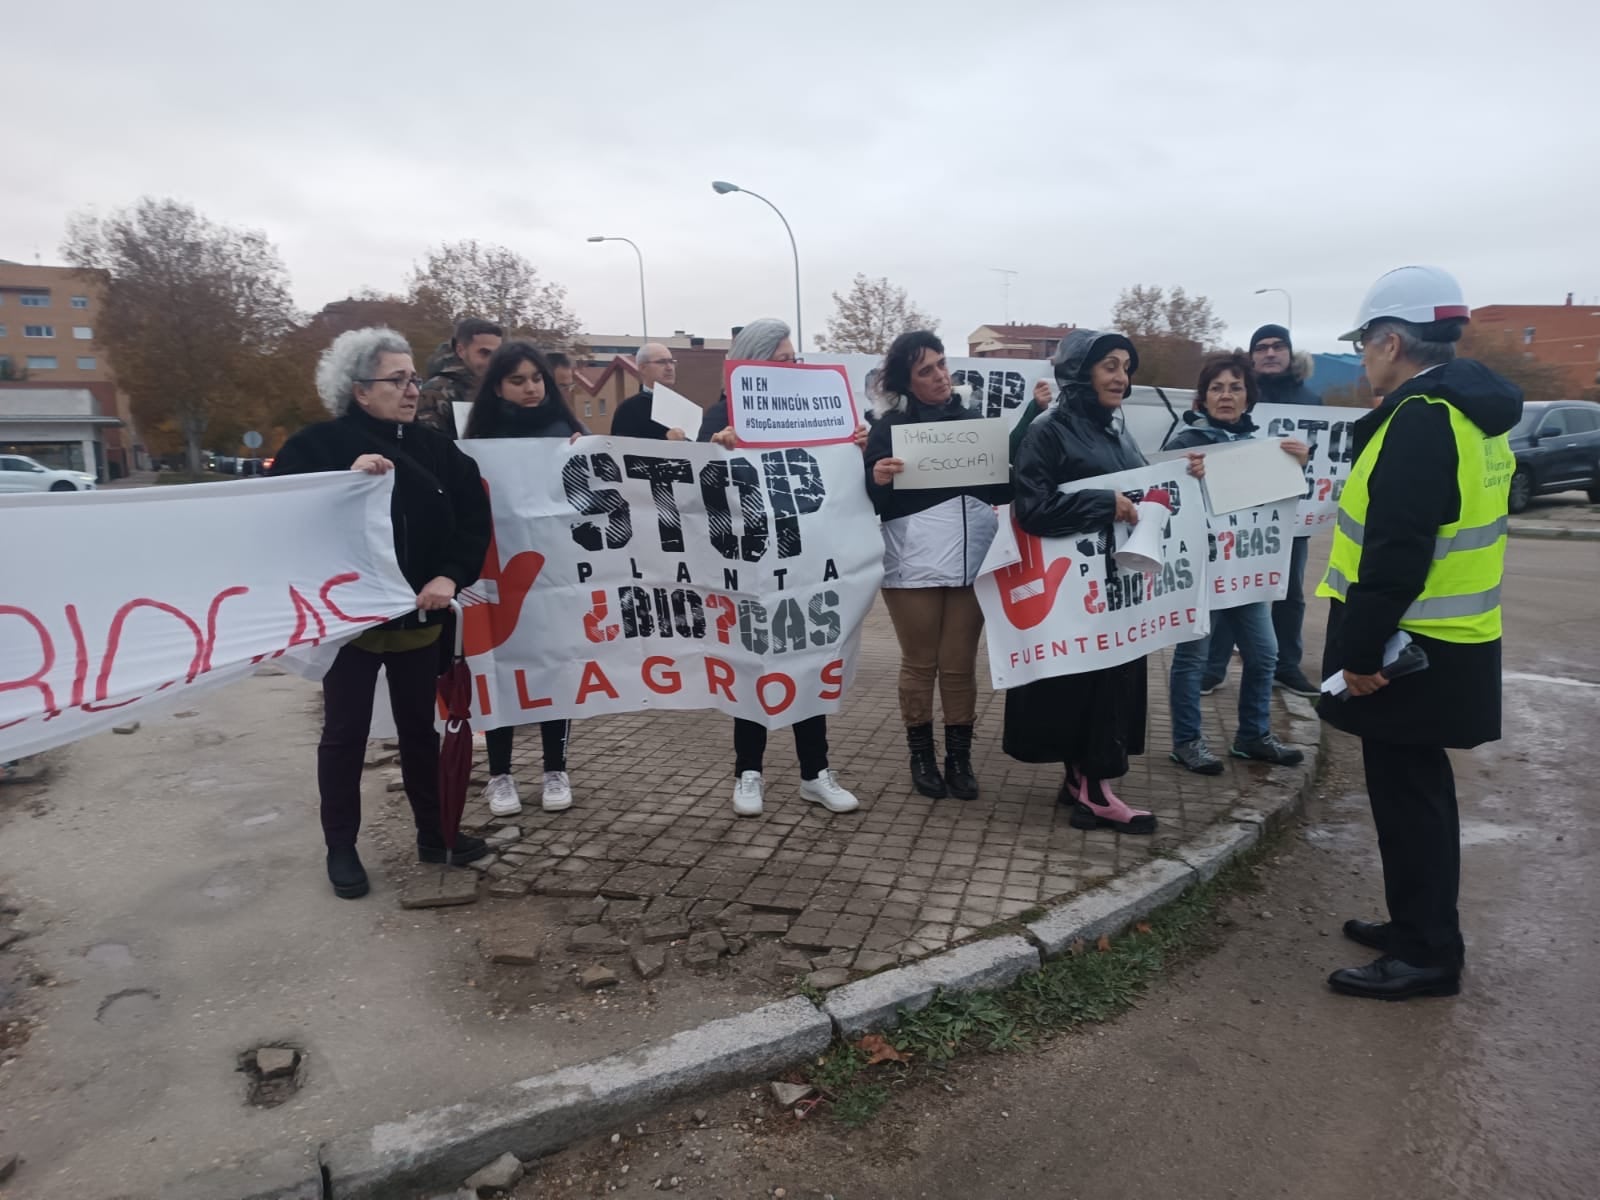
[488,396,578,439]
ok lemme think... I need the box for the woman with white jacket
[863,331,1010,799]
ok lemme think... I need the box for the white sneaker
[484,774,522,817]
[799,768,860,814]
[541,770,574,813]
[732,770,764,817]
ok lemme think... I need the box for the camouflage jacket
[416,346,471,439]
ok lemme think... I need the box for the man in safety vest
[1317,265,1522,1001]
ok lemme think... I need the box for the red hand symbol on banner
[994,521,1071,630]
[460,483,544,658]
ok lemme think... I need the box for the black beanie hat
[1250,324,1291,352]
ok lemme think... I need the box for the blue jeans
[1205,536,1308,682]
[1173,603,1279,745]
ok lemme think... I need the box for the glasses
[356,373,423,390]
[1253,341,1288,354]
[1351,328,1385,354]
[645,358,678,368]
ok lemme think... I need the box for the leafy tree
[815,274,939,354]
[62,198,298,473]
[407,240,582,348]
[1109,284,1226,347]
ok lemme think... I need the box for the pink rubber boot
[1069,776,1157,834]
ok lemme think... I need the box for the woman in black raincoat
[1003,329,1204,833]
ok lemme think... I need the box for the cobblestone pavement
[417,603,1308,973]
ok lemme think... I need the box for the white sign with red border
[723,360,859,448]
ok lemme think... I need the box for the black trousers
[318,641,441,850]
[1362,738,1464,969]
[733,715,828,780]
[485,720,570,776]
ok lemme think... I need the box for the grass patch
[803,842,1273,1127]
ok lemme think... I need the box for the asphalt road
[512,535,1600,1200]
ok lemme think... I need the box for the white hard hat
[1339,265,1470,342]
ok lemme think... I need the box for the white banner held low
[0,474,417,761]
[455,436,884,730]
[891,417,1009,489]
[1252,403,1357,532]
[1204,502,1294,609]
[724,360,859,447]
[975,462,1210,689]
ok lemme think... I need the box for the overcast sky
[7,0,1597,355]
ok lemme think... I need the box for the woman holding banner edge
[1003,329,1205,834]
[699,318,869,818]
[1162,351,1308,775]
[864,330,1009,800]
[462,341,589,818]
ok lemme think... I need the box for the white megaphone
[1113,489,1173,573]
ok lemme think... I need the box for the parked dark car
[1507,400,1600,513]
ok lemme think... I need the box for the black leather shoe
[418,833,490,865]
[326,846,369,899]
[1342,918,1391,952]
[1328,955,1460,1000]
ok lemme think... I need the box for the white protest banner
[974,462,1209,689]
[454,436,884,729]
[1251,403,1359,532]
[723,360,859,447]
[648,382,706,435]
[0,474,417,761]
[1203,502,1294,610]
[890,417,1010,489]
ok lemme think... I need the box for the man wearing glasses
[612,342,689,440]
[416,317,504,439]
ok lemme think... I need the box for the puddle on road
[84,942,133,968]
[95,987,160,1029]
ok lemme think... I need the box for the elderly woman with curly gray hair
[269,326,492,900]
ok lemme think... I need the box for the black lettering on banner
[673,589,706,638]
[763,448,826,559]
[624,454,694,553]
[700,458,769,562]
[738,598,769,654]
[577,561,594,583]
[822,559,839,583]
[723,567,740,591]
[620,586,653,637]
[563,453,631,552]
[808,590,841,646]
[675,562,693,583]
[771,597,807,653]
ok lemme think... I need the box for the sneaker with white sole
[483,774,522,817]
[732,770,764,817]
[799,768,860,814]
[541,770,574,813]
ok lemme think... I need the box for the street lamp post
[1254,287,1293,329]
[588,235,648,340]
[712,181,802,350]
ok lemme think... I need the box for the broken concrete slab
[805,968,850,990]
[823,935,1041,1038]
[568,924,627,954]
[1175,821,1261,882]
[631,945,666,981]
[643,920,691,945]
[463,1151,524,1194]
[488,942,540,967]
[112,721,141,735]
[399,871,480,910]
[255,1047,297,1079]
[579,965,619,990]
[321,997,833,1199]
[485,880,529,900]
[769,1081,813,1108]
[748,912,791,936]
[1025,858,1197,958]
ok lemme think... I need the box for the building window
[584,401,594,417]
[76,356,98,370]
[599,397,608,415]
[0,325,6,337]
[24,324,54,338]
[20,293,50,308]
[71,296,89,309]
[1523,326,1536,345]
[26,355,59,370]
[73,326,93,340]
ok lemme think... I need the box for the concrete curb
[824,935,1041,1038]
[186,715,1327,1199]
[1508,522,1600,541]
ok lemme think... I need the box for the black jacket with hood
[1163,408,1260,451]
[1256,354,1322,407]
[269,404,492,630]
[1316,358,1523,748]
[1011,329,1148,539]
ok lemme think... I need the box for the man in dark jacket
[613,342,689,440]
[415,317,503,439]
[1316,266,1521,1001]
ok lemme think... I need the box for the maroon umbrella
[435,599,473,863]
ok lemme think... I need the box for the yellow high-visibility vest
[1316,393,1512,643]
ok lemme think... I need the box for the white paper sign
[890,418,1010,489]
[453,437,885,729]
[1251,403,1357,532]
[974,463,1210,689]
[723,360,859,447]
[1193,437,1310,515]
[0,474,418,760]
[648,382,704,435]
[1204,502,1294,609]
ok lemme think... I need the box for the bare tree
[815,274,939,354]
[408,240,583,348]
[63,198,298,474]
[1458,327,1574,402]
[1109,284,1226,347]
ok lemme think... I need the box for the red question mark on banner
[705,595,738,644]
[1217,531,1235,560]
[1317,478,1333,501]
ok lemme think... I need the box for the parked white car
[0,453,97,493]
